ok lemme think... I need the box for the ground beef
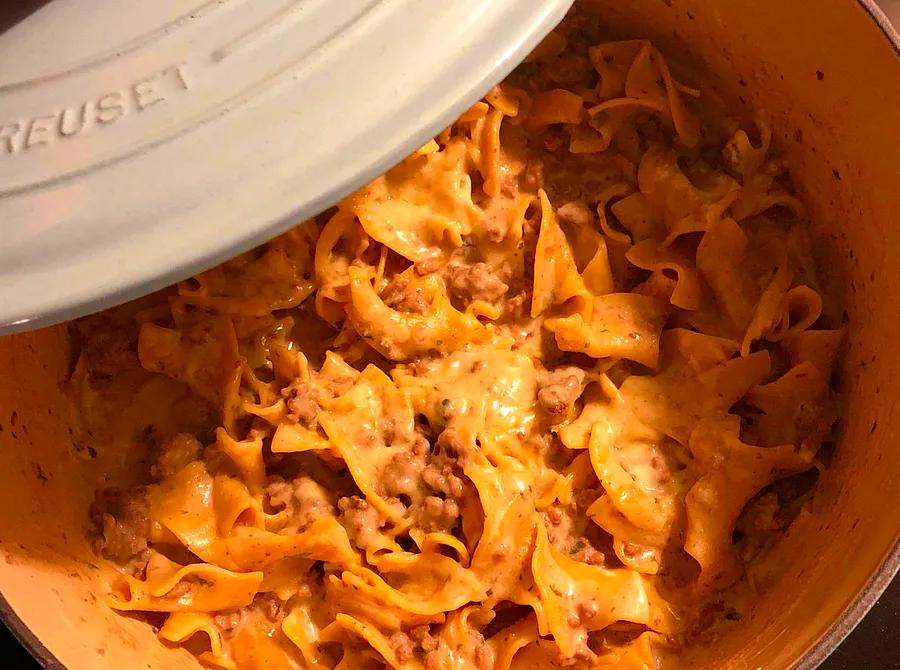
[435,427,466,457]
[418,496,460,533]
[504,290,530,319]
[423,631,491,670]
[337,495,391,550]
[411,432,430,456]
[379,415,400,446]
[543,502,606,566]
[483,207,510,243]
[322,374,355,400]
[167,580,195,599]
[90,488,151,564]
[390,626,484,667]
[281,380,319,428]
[543,505,572,548]
[382,451,425,498]
[122,549,151,578]
[414,257,443,276]
[380,428,463,499]
[537,366,586,415]
[383,276,429,314]
[570,542,605,566]
[523,160,544,191]
[721,135,746,179]
[556,200,594,229]
[448,263,509,303]
[389,632,416,663]
[75,311,142,376]
[410,625,439,653]
[381,444,467,533]
[572,487,599,511]
[543,127,566,152]
[554,647,598,668]
[545,505,564,525]
[297,478,333,528]
[573,600,600,626]
[213,594,281,638]
[473,635,493,669]
[421,457,465,499]
[499,167,519,199]
[266,478,294,509]
[265,476,334,531]
[152,433,202,480]
[256,593,281,621]
[294,479,333,529]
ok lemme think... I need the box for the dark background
[2,579,898,667]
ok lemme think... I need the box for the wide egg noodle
[158,612,236,670]
[108,550,263,613]
[685,413,814,588]
[531,522,652,659]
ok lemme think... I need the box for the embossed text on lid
[0,0,574,334]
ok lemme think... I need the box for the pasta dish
[76,9,842,670]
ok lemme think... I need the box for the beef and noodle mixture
[74,9,842,670]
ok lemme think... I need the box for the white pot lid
[0,0,572,334]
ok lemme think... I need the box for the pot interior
[0,1,899,668]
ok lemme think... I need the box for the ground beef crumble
[381,451,426,499]
[389,626,491,669]
[337,495,399,550]
[389,631,416,663]
[383,275,429,314]
[421,458,465,499]
[151,433,202,480]
[90,488,151,565]
[537,366,586,416]
[281,380,319,427]
[543,494,606,566]
[447,262,509,303]
[414,257,443,276]
[418,496,461,533]
[378,431,468,534]
[265,476,334,532]
[556,200,594,229]
[213,594,283,638]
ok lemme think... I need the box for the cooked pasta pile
[78,10,842,670]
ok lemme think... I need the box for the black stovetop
[1,576,897,668]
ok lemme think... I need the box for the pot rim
[798,534,900,669]
[0,592,63,670]
[787,8,900,670]
[2,2,899,669]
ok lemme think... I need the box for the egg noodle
[79,10,842,670]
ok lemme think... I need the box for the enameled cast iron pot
[0,0,898,667]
